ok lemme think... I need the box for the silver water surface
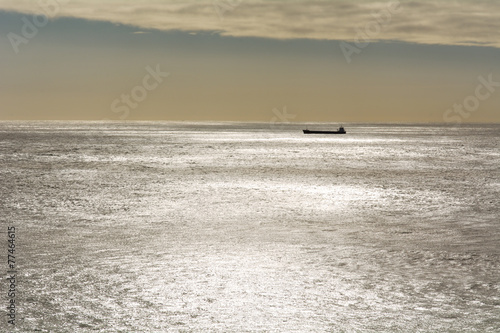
[1,122,499,332]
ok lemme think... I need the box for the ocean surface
[0,121,499,332]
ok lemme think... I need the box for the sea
[0,121,499,332]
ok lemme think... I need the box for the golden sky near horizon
[0,0,499,122]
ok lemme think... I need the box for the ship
[303,126,346,134]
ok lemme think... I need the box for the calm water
[1,121,499,332]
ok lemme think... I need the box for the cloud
[1,0,499,47]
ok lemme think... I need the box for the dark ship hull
[303,128,346,134]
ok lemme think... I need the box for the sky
[0,0,499,123]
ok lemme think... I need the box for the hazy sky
[1,0,499,122]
